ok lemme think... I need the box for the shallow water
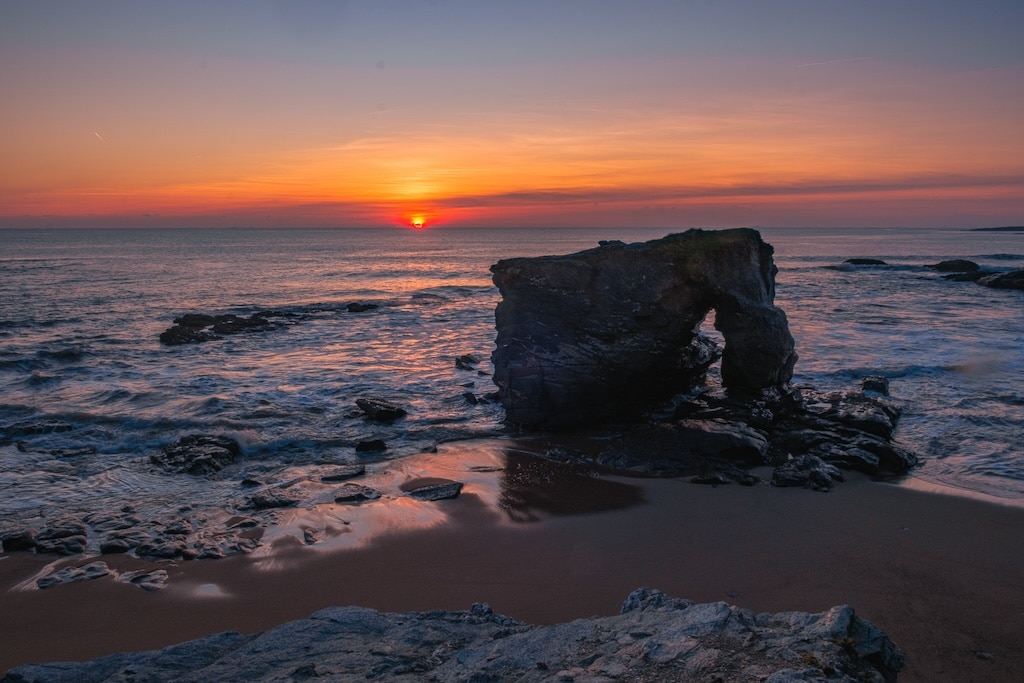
[1,226,1022,534]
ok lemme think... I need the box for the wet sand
[2,450,1023,682]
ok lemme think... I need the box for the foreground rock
[0,589,902,683]
[491,229,797,428]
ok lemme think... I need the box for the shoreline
[2,442,1024,682]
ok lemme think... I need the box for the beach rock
[772,454,844,491]
[491,229,797,428]
[928,259,980,272]
[355,398,407,422]
[844,258,887,265]
[2,529,37,552]
[598,420,770,474]
[355,439,387,453]
[320,464,367,482]
[36,561,110,589]
[1,589,903,683]
[403,479,464,501]
[977,268,1024,290]
[455,353,481,370]
[245,488,301,510]
[333,483,382,503]
[861,375,890,395]
[151,435,241,475]
[117,568,169,591]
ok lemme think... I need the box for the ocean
[1,226,1023,536]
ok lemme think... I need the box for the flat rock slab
[333,483,382,503]
[319,464,367,482]
[401,478,464,501]
[1,589,902,683]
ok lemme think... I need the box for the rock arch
[490,229,798,428]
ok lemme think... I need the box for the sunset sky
[2,1,1023,229]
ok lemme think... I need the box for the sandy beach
[2,441,1023,682]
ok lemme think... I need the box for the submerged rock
[2,589,903,683]
[402,478,464,501]
[491,229,797,429]
[355,398,407,422]
[928,259,980,272]
[977,268,1024,290]
[151,435,241,475]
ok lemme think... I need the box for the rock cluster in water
[0,589,903,683]
[491,229,798,429]
[490,230,916,487]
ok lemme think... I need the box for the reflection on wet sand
[499,450,646,522]
[257,438,647,559]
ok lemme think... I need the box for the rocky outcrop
[0,589,903,683]
[977,268,1024,290]
[491,229,797,428]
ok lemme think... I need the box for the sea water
[1,226,1022,530]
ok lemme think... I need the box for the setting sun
[411,216,426,229]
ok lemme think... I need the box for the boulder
[491,229,797,428]
[928,259,979,272]
[355,398,407,422]
[2,589,903,683]
[977,268,1024,290]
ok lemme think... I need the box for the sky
[2,0,1023,229]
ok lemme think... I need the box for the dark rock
[690,464,762,487]
[151,435,241,475]
[118,569,168,591]
[163,519,193,535]
[355,439,387,453]
[346,302,379,312]
[844,258,887,265]
[37,561,110,589]
[943,270,986,282]
[462,392,479,405]
[597,419,770,474]
[3,589,903,683]
[34,535,87,555]
[160,312,285,345]
[159,324,220,345]
[491,229,797,428]
[455,353,481,370]
[355,398,407,422]
[861,375,889,395]
[402,478,464,501]
[333,483,382,503]
[928,259,980,272]
[136,538,188,560]
[246,489,301,510]
[320,464,367,482]
[977,268,1024,290]
[2,529,37,552]
[772,454,844,491]
[99,537,135,554]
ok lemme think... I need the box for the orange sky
[2,2,1023,228]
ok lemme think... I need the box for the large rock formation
[1,589,903,683]
[491,229,797,428]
